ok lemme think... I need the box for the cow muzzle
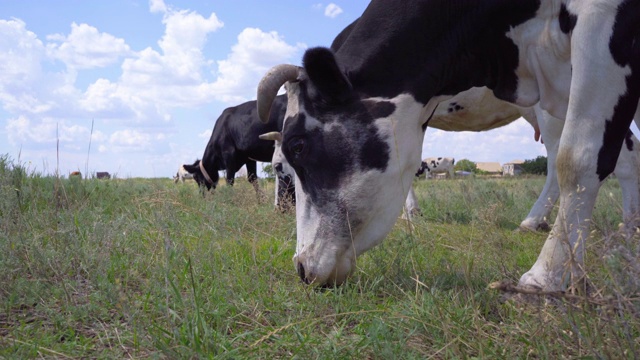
[293,252,354,287]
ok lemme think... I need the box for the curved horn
[259,131,283,142]
[257,64,299,123]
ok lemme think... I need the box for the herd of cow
[174,1,639,293]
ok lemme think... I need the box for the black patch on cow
[559,4,577,34]
[625,130,635,151]
[282,86,391,206]
[447,102,465,113]
[609,0,640,67]
[327,0,540,105]
[363,100,396,119]
[596,0,640,181]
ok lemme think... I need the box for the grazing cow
[173,165,194,183]
[416,157,455,179]
[69,171,82,179]
[182,95,288,193]
[257,1,640,290]
[261,86,640,230]
[96,172,110,180]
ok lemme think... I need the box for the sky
[0,0,550,179]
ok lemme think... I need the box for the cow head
[259,131,296,211]
[182,159,218,192]
[257,48,426,286]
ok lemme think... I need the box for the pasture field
[1,155,639,359]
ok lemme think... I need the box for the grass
[0,154,639,358]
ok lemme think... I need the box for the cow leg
[519,105,563,231]
[222,152,236,186]
[519,13,639,291]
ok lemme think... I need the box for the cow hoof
[515,221,551,233]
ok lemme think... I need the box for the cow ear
[303,47,353,104]
[183,164,197,173]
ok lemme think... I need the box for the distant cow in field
[182,95,288,196]
[416,157,455,179]
[70,171,82,179]
[96,172,110,180]
[173,165,194,183]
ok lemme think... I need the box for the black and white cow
[262,85,640,231]
[183,95,288,194]
[173,165,194,183]
[416,157,456,179]
[257,1,640,290]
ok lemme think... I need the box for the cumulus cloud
[324,3,343,18]
[46,23,132,69]
[208,28,305,103]
[5,115,101,150]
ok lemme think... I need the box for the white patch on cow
[506,1,572,117]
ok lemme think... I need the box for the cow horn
[257,64,299,123]
[259,131,283,142]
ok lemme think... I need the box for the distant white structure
[503,160,525,176]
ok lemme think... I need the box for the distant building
[503,160,525,176]
[476,162,503,175]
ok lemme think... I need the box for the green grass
[1,155,638,358]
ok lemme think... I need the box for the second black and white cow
[183,95,288,193]
[257,0,640,290]
[173,165,194,183]
[416,157,456,179]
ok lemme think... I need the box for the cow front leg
[519,7,639,291]
[519,126,604,291]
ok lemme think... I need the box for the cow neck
[199,160,214,185]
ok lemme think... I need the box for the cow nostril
[297,262,309,284]
[274,163,283,173]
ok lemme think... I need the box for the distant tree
[521,156,547,175]
[455,159,477,173]
[262,164,275,179]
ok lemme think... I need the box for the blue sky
[0,0,548,178]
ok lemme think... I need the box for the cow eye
[290,138,305,155]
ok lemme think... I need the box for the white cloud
[208,28,305,103]
[6,115,96,148]
[149,0,167,13]
[46,23,132,69]
[324,3,343,18]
